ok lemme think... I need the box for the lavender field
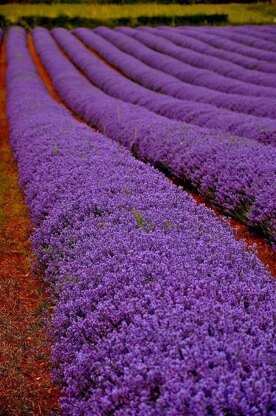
[2,25,276,415]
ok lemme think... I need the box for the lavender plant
[91,27,276,118]
[96,26,276,98]
[199,26,276,53]
[204,25,276,44]
[53,27,276,146]
[117,26,276,89]
[177,26,276,63]
[141,26,276,76]
[33,28,276,244]
[6,26,276,416]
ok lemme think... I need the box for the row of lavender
[33,28,276,245]
[210,26,276,44]
[81,28,276,119]
[187,26,276,53]
[53,28,276,146]
[6,27,276,415]
[141,27,276,74]
[96,27,276,97]
[177,26,276,63]
[114,27,276,89]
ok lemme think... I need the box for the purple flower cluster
[255,26,276,36]
[75,27,276,119]
[119,26,276,89]
[142,26,276,76]
[178,26,276,63]
[110,27,276,98]
[246,28,276,41]
[200,26,276,53]
[6,26,276,416]
[209,25,276,44]
[71,28,276,118]
[33,27,276,244]
[52,28,276,146]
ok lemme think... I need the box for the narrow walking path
[0,35,60,415]
[29,33,276,276]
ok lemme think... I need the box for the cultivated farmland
[1,25,275,415]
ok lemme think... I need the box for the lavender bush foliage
[214,26,276,43]
[52,28,276,146]
[256,26,276,34]
[115,27,276,98]
[120,26,276,89]
[140,26,276,76]
[77,27,276,118]
[178,26,276,63]
[200,26,276,53]
[34,28,276,244]
[251,27,276,38]
[6,26,276,416]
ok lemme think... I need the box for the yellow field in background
[1,3,275,25]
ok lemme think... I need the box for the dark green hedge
[0,15,10,29]
[12,13,228,28]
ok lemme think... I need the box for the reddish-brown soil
[73,33,125,76]
[0,36,60,415]
[191,192,276,276]
[31,33,275,277]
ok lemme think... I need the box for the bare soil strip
[0,35,60,416]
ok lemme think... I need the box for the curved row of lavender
[109,27,276,97]
[33,28,276,244]
[118,26,276,89]
[52,28,276,146]
[258,26,276,34]
[208,26,276,43]
[223,26,275,41]
[6,26,276,416]
[199,26,276,53]
[177,26,276,63]
[256,26,276,34]
[142,27,276,76]
[74,28,276,119]
[256,26,276,36]
[252,27,276,38]
[215,25,276,33]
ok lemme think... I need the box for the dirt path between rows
[0,35,60,416]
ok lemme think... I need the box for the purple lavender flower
[178,26,276,63]
[211,25,276,43]
[119,26,276,89]
[199,26,276,53]
[143,26,276,76]
[52,27,276,145]
[33,28,276,243]
[6,26,276,416]
[91,27,276,118]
